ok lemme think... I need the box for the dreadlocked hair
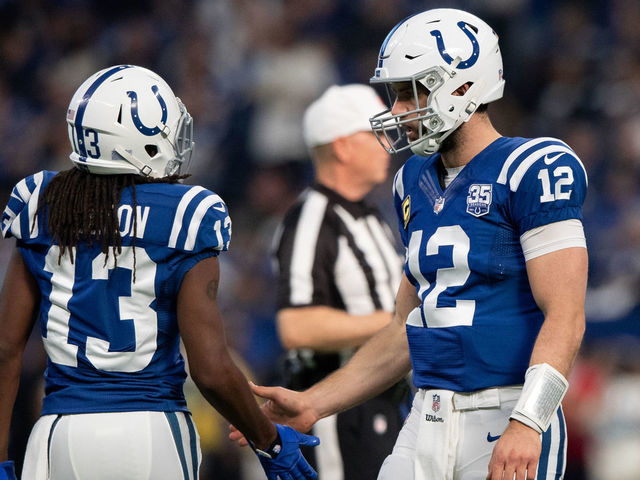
[36,168,188,277]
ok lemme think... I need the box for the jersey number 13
[43,246,158,373]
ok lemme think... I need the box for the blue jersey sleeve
[2,170,57,241]
[498,138,588,234]
[157,185,232,284]
[164,186,232,254]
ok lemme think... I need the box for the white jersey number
[538,167,574,203]
[407,225,475,328]
[43,246,158,372]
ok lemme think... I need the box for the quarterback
[237,8,588,480]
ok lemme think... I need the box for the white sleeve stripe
[27,171,44,238]
[184,193,224,251]
[9,216,21,238]
[1,206,16,236]
[168,186,206,248]
[6,173,44,239]
[289,191,328,305]
[393,165,405,199]
[497,137,568,185]
[509,145,576,192]
[15,178,30,203]
[520,219,586,262]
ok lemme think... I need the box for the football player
[0,65,318,480]
[235,9,588,480]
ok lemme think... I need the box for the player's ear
[451,82,471,97]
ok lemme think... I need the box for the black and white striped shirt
[275,183,402,313]
[274,183,403,386]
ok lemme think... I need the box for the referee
[273,85,411,480]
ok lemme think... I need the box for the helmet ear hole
[145,144,158,157]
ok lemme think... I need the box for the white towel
[414,390,458,480]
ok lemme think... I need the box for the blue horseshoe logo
[429,21,479,69]
[127,85,168,136]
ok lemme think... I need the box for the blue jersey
[1,171,232,415]
[393,137,587,392]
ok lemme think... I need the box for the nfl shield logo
[432,394,440,413]
[466,184,492,217]
[433,197,445,214]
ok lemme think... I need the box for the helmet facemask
[164,97,194,177]
[370,67,453,156]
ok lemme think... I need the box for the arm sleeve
[164,186,233,288]
[520,219,586,261]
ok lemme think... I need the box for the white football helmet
[370,9,505,155]
[66,65,194,177]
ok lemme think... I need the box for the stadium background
[0,0,639,478]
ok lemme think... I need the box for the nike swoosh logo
[487,432,501,442]
[544,153,564,165]
[213,204,226,212]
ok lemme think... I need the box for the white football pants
[378,387,567,480]
[22,411,201,479]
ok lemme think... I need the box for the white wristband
[510,363,569,433]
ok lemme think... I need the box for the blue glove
[255,424,319,480]
[0,461,16,480]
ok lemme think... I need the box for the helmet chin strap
[411,137,439,156]
[410,110,471,156]
[114,146,159,178]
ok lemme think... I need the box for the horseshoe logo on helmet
[429,21,479,69]
[127,85,168,136]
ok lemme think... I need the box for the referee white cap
[303,84,385,148]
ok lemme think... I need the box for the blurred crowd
[1,0,639,478]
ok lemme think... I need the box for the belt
[452,386,522,411]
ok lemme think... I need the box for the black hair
[36,168,187,274]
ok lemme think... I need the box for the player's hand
[0,461,17,480]
[229,382,319,446]
[486,420,541,480]
[251,382,319,433]
[256,424,319,480]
